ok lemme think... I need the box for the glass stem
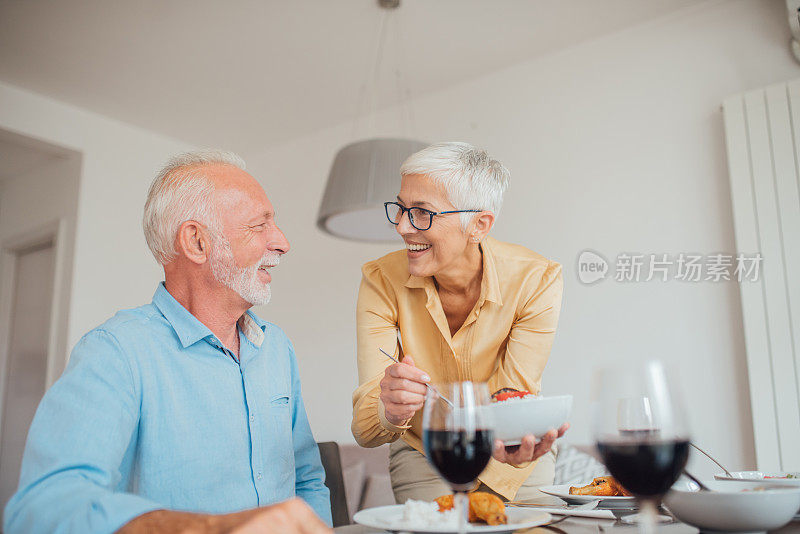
[638,499,657,534]
[455,491,468,534]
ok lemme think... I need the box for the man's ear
[471,211,495,241]
[176,220,210,265]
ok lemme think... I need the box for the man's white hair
[143,149,246,265]
[399,142,510,229]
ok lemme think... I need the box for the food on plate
[569,476,632,497]
[491,388,534,402]
[765,474,798,479]
[398,500,458,529]
[435,491,507,525]
[466,492,507,525]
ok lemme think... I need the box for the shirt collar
[403,237,503,306]
[152,283,267,348]
[238,310,266,347]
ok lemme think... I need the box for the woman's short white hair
[143,149,246,265]
[399,142,510,229]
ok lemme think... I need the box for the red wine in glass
[423,429,494,489]
[597,439,690,497]
[423,382,494,534]
[592,363,690,534]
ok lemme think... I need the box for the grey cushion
[553,442,608,486]
[360,473,395,509]
[342,460,366,520]
[339,443,394,519]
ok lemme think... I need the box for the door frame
[0,218,69,434]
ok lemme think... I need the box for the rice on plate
[395,499,458,530]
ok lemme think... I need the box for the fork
[538,501,600,526]
[507,500,599,509]
[378,348,454,408]
[506,500,600,509]
[690,442,733,477]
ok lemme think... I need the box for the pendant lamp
[317,0,426,242]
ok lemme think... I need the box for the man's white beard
[209,234,279,306]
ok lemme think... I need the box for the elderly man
[3,151,332,533]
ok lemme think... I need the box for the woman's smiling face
[395,173,474,278]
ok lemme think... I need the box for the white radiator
[723,80,800,472]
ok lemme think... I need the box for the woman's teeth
[407,243,431,252]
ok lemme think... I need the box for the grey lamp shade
[317,138,428,242]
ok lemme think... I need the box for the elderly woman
[351,142,568,503]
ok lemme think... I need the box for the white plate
[538,484,637,509]
[352,504,551,533]
[714,471,800,485]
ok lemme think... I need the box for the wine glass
[423,381,494,534]
[591,361,690,534]
[618,396,655,438]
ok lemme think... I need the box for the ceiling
[0,0,707,154]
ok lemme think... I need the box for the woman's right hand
[379,355,430,426]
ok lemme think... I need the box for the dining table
[336,516,800,534]
[333,492,800,534]
[335,517,800,534]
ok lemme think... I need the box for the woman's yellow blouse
[352,236,564,498]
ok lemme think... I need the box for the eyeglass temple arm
[437,209,481,214]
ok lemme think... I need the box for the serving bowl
[486,394,572,445]
[664,479,800,532]
[714,471,800,486]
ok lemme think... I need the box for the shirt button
[249,414,255,422]
[257,472,263,480]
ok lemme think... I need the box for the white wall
[0,155,79,244]
[245,0,800,477]
[0,82,193,353]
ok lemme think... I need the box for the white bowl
[486,395,572,445]
[715,471,800,486]
[665,479,800,532]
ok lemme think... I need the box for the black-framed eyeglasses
[384,201,480,231]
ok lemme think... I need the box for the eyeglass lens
[385,203,432,230]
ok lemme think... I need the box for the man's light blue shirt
[4,283,331,533]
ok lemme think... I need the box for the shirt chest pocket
[270,393,290,408]
[268,393,292,426]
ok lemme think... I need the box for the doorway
[0,240,56,509]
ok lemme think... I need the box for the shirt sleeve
[351,263,410,448]
[287,343,332,527]
[3,330,161,534]
[487,261,564,398]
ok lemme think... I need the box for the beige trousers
[388,439,556,503]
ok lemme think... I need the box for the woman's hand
[379,355,430,427]
[492,423,570,466]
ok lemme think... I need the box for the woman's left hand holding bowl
[492,423,570,466]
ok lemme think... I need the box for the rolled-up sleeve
[3,330,161,534]
[351,263,409,448]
